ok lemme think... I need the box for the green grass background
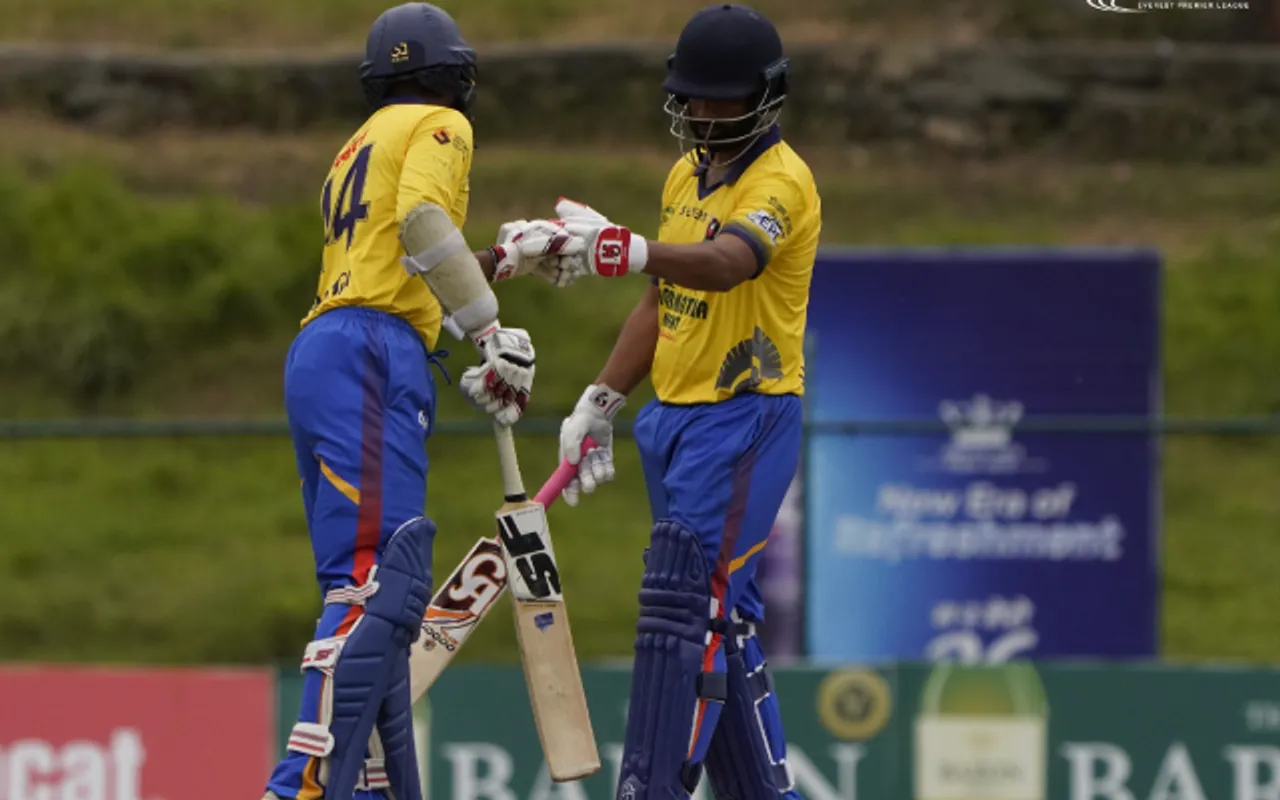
[0,112,1277,667]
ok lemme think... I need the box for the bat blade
[496,497,600,782]
[410,536,507,702]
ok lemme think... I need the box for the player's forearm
[640,239,757,292]
[596,287,659,396]
[475,249,497,282]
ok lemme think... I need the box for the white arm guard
[400,203,498,337]
[440,315,466,341]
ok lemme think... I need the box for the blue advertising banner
[804,248,1161,663]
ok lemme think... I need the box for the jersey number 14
[321,144,374,250]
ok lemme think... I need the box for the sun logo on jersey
[716,327,783,395]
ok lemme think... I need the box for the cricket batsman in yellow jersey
[264,5,566,800]
[505,5,820,798]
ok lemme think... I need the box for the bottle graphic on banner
[914,662,1048,800]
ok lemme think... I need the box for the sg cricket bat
[409,535,508,697]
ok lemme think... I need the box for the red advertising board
[0,665,273,800]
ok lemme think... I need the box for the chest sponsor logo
[659,283,709,335]
[717,326,784,395]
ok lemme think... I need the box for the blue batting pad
[704,626,795,800]
[325,516,434,800]
[617,520,726,800]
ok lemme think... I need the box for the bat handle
[533,436,600,507]
[493,421,527,501]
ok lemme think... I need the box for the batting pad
[618,520,727,800]
[704,619,795,799]
[321,516,434,800]
[375,648,421,798]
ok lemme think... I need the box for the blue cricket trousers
[267,306,440,800]
[633,391,802,777]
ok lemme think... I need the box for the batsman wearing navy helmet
[503,4,820,799]
[263,4,567,800]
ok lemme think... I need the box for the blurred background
[1,0,1279,798]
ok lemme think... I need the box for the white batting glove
[458,323,536,427]
[504,198,632,288]
[559,384,626,506]
[512,219,649,284]
[555,197,614,225]
[556,197,651,280]
[489,220,577,285]
[508,203,595,289]
[560,220,649,277]
[506,232,587,288]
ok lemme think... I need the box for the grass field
[1,116,1278,666]
[0,0,1249,48]
[0,434,654,665]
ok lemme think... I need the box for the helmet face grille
[664,91,785,164]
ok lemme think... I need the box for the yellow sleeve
[721,169,808,278]
[396,108,474,225]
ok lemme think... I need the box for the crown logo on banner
[938,394,1024,450]
[933,393,1042,475]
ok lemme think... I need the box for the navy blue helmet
[663,4,789,156]
[360,3,478,116]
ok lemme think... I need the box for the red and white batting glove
[458,323,536,428]
[557,221,649,277]
[553,196,649,277]
[504,198,649,287]
[488,220,576,284]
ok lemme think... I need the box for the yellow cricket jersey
[301,102,474,350]
[650,126,822,405]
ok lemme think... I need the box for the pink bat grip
[534,436,600,507]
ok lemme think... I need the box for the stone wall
[2,41,1279,161]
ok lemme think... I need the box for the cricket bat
[408,436,594,701]
[491,421,600,782]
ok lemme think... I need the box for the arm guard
[400,203,498,337]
